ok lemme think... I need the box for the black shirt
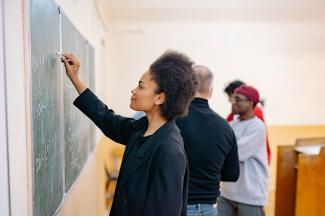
[176,98,239,204]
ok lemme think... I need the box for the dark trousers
[217,197,265,216]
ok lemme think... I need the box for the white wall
[0,0,10,214]
[4,0,31,214]
[105,11,325,125]
[3,0,108,215]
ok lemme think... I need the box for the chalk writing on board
[30,0,95,214]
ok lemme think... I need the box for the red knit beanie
[234,85,260,103]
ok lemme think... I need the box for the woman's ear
[154,92,166,105]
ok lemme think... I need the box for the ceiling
[94,0,325,23]
[98,0,325,10]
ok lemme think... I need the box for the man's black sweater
[176,98,239,204]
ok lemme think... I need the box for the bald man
[176,65,239,216]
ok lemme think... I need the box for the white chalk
[56,52,64,58]
[56,52,73,65]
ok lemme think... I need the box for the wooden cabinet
[275,137,325,216]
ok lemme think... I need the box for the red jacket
[226,106,271,165]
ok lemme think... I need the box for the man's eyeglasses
[230,96,249,103]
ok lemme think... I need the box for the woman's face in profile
[130,71,163,113]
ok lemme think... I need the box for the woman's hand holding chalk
[60,52,81,81]
[60,52,86,94]
[57,52,74,65]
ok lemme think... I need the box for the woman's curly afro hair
[150,50,197,120]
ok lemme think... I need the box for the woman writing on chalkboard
[61,50,197,216]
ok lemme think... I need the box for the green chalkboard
[61,12,94,192]
[30,0,63,215]
[30,0,96,215]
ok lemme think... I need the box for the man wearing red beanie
[218,85,269,216]
[224,81,271,165]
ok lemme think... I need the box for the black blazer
[74,89,188,216]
